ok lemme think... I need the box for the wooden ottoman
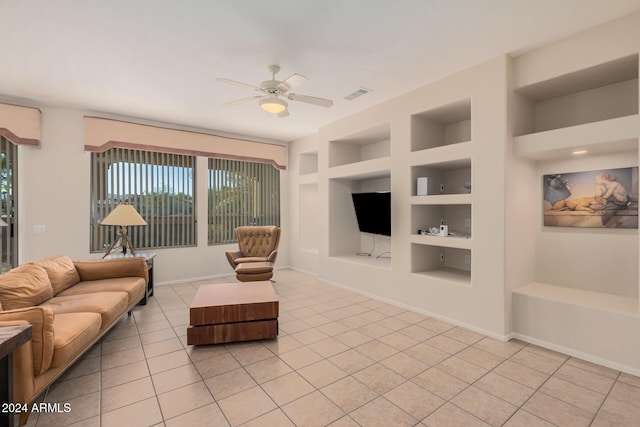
[187,281,279,345]
[235,261,274,282]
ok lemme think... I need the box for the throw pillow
[0,264,54,310]
[33,255,80,295]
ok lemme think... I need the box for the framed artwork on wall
[543,166,638,228]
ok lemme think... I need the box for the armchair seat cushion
[235,262,273,274]
[50,312,101,368]
[235,261,274,282]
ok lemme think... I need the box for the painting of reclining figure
[543,167,638,228]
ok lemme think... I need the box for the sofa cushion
[73,258,148,283]
[0,264,53,310]
[41,292,128,331]
[57,277,145,306]
[50,312,101,369]
[33,255,80,295]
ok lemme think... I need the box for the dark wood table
[105,252,156,305]
[0,325,32,427]
[187,282,279,345]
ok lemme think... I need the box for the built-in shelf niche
[328,175,392,264]
[299,183,319,252]
[329,123,391,168]
[411,243,471,285]
[299,151,318,175]
[411,204,471,238]
[411,99,472,152]
[514,54,639,136]
[411,159,471,196]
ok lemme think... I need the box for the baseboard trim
[512,332,640,377]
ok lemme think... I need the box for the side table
[0,325,32,427]
[104,252,156,305]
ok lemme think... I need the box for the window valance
[0,103,41,147]
[83,117,287,170]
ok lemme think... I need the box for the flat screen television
[351,192,391,236]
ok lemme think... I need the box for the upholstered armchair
[225,226,281,270]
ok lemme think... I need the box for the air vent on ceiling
[344,87,372,100]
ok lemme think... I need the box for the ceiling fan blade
[288,93,333,108]
[278,109,290,118]
[277,73,308,91]
[216,78,262,91]
[223,95,263,107]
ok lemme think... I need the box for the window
[0,136,17,271]
[208,159,280,245]
[90,148,195,252]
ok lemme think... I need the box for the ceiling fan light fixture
[260,96,288,114]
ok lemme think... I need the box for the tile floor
[22,269,640,427]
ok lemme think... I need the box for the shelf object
[411,204,472,242]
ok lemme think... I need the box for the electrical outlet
[464,254,471,265]
[440,253,445,262]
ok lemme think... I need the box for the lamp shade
[100,204,147,226]
[259,96,287,114]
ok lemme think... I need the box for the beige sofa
[0,255,148,415]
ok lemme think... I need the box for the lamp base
[103,228,137,258]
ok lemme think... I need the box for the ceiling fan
[217,65,333,117]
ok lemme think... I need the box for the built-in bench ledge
[513,282,639,316]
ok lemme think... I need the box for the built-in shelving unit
[328,123,392,267]
[291,15,640,372]
[511,52,640,356]
[409,99,473,283]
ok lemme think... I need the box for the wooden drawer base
[187,319,278,345]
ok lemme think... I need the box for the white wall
[17,106,289,284]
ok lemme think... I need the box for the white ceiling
[2,0,640,143]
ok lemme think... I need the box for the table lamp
[100,204,147,257]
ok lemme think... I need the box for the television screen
[351,192,391,236]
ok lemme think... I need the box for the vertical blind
[0,136,17,270]
[90,148,196,252]
[208,158,280,245]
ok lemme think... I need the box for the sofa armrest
[0,305,55,377]
[0,319,35,404]
[73,257,148,284]
[267,250,278,264]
